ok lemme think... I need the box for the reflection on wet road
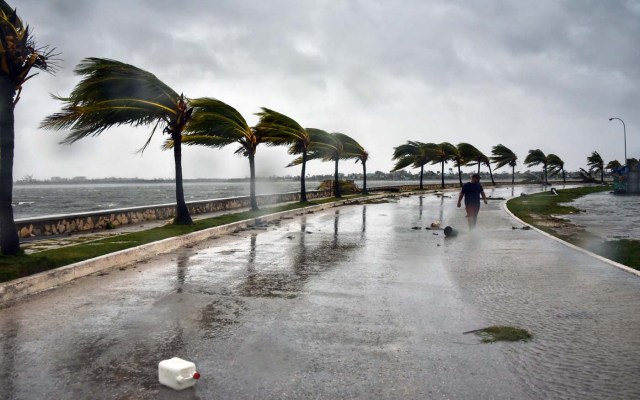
[1,186,639,399]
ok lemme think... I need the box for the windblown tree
[490,144,518,184]
[606,160,621,172]
[430,142,458,188]
[0,2,57,254]
[524,149,550,185]
[457,143,496,185]
[254,108,312,202]
[547,154,566,183]
[353,146,369,193]
[448,144,464,187]
[392,141,437,190]
[297,130,361,198]
[168,98,266,211]
[587,151,605,183]
[41,58,194,225]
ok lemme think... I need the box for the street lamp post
[609,117,627,164]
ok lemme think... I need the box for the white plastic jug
[158,357,201,390]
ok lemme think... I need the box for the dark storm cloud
[10,0,640,179]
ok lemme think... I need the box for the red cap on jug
[193,372,201,380]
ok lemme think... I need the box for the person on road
[457,173,488,228]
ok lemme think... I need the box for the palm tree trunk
[249,153,259,210]
[477,162,481,174]
[457,164,463,187]
[300,148,308,202]
[488,164,496,185]
[440,161,445,189]
[362,161,367,194]
[511,165,515,185]
[600,168,604,183]
[171,133,193,225]
[562,170,566,183]
[334,158,341,198]
[419,164,424,190]
[0,79,19,255]
[543,166,548,185]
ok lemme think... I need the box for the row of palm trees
[392,141,618,188]
[41,59,369,220]
[0,2,369,255]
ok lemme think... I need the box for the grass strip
[0,196,366,283]
[507,186,640,270]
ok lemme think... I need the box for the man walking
[457,173,488,228]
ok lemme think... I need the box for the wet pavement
[1,186,640,399]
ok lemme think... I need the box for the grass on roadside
[0,195,366,283]
[507,185,640,270]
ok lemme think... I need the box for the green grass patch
[469,326,533,343]
[506,186,610,225]
[0,195,365,283]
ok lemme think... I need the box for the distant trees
[587,151,604,183]
[490,144,518,184]
[0,1,57,255]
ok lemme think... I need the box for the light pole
[609,117,627,164]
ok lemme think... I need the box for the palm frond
[524,149,547,167]
[41,58,182,142]
[490,144,517,170]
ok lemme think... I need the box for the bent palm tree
[41,58,194,224]
[524,149,549,185]
[457,143,495,185]
[392,141,437,190]
[0,1,57,254]
[298,130,360,198]
[587,151,604,183]
[430,142,458,188]
[167,98,264,211]
[490,144,518,184]
[606,160,621,172]
[547,154,566,183]
[255,108,312,202]
[353,146,369,193]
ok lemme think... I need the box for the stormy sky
[13,0,640,180]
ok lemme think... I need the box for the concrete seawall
[15,190,333,239]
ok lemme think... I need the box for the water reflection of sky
[563,191,640,241]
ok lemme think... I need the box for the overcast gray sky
[14,0,640,179]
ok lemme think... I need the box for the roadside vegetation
[0,195,366,283]
[507,186,640,270]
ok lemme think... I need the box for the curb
[502,198,640,278]
[0,193,399,306]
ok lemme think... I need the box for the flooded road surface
[1,185,640,399]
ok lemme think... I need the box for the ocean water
[11,179,425,219]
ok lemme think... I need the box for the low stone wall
[15,190,332,239]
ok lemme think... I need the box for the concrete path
[1,186,639,399]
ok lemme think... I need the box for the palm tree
[448,145,465,187]
[0,2,57,254]
[254,108,312,202]
[41,58,194,225]
[168,97,265,211]
[458,143,496,185]
[524,149,549,185]
[430,142,458,188]
[587,151,605,183]
[606,160,621,173]
[547,154,566,183]
[298,130,361,198]
[392,141,437,190]
[490,144,518,184]
[353,147,369,193]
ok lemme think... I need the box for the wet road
[1,186,640,399]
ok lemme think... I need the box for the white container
[158,357,200,390]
